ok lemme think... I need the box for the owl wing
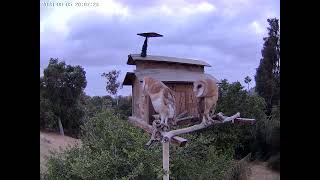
[163,89,175,119]
[163,89,175,106]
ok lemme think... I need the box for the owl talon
[159,123,169,131]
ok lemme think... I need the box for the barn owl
[141,76,176,127]
[193,75,219,125]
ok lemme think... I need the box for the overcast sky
[40,0,279,96]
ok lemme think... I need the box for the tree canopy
[255,18,280,113]
[101,70,121,96]
[40,58,87,136]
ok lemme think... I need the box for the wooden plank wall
[132,82,198,124]
[132,76,152,124]
[166,83,198,117]
[132,77,141,118]
[136,61,204,73]
[132,61,203,124]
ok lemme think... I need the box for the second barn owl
[193,75,219,125]
[142,76,176,127]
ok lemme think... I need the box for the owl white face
[193,81,204,97]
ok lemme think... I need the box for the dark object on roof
[137,32,163,37]
[127,54,211,67]
[137,32,163,57]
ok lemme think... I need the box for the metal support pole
[162,141,170,180]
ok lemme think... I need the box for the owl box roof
[127,54,211,67]
[122,70,218,85]
[123,54,216,85]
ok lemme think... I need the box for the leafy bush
[81,95,114,118]
[43,111,162,180]
[215,79,280,162]
[217,79,266,120]
[213,80,267,158]
[170,133,234,180]
[42,111,235,180]
[116,96,132,119]
[252,105,280,160]
[42,79,278,179]
[81,95,132,120]
[40,90,57,130]
[225,159,251,180]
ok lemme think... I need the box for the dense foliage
[41,17,280,178]
[101,70,121,96]
[42,79,276,179]
[42,111,234,180]
[116,96,133,119]
[255,18,280,114]
[252,105,280,163]
[81,95,132,120]
[217,79,266,120]
[81,95,113,119]
[42,111,160,180]
[254,18,280,169]
[40,58,87,136]
[40,66,134,137]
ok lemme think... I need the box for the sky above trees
[40,0,279,96]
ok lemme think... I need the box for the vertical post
[144,95,150,124]
[58,118,64,136]
[163,141,170,180]
[141,37,148,57]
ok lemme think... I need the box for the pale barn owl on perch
[141,76,176,127]
[193,75,219,125]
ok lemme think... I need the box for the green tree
[101,70,121,98]
[117,95,133,119]
[101,70,123,118]
[40,80,57,130]
[81,95,114,118]
[244,76,252,91]
[255,18,280,114]
[214,79,266,158]
[217,79,266,120]
[41,58,87,136]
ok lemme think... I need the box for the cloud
[250,21,264,35]
[40,0,279,96]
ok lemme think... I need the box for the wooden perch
[234,118,256,125]
[216,112,241,123]
[128,116,187,147]
[176,115,195,122]
[174,112,255,126]
[139,112,255,180]
[176,111,188,119]
[163,112,241,142]
[175,115,199,125]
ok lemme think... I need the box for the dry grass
[248,161,280,180]
[225,153,280,180]
[40,131,81,173]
